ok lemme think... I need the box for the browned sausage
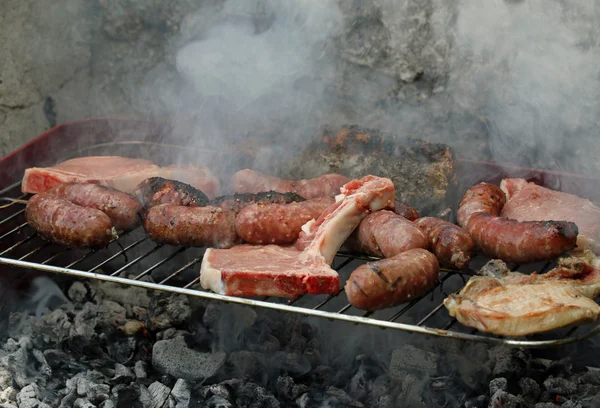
[235,197,334,245]
[231,169,350,198]
[345,248,440,311]
[47,182,142,231]
[210,191,306,213]
[134,177,209,209]
[415,217,475,269]
[457,183,578,264]
[393,200,419,221]
[143,204,239,248]
[344,211,429,258]
[25,194,115,248]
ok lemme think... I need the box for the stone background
[2,0,600,175]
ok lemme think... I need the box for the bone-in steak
[199,175,395,298]
[22,156,221,198]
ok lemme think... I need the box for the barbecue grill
[2,117,600,349]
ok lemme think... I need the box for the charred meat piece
[415,217,475,269]
[209,191,306,213]
[344,211,429,258]
[46,182,142,231]
[200,175,395,298]
[231,169,350,199]
[143,205,240,248]
[26,194,115,249]
[457,183,578,264]
[235,197,334,245]
[393,200,420,221]
[500,178,600,254]
[345,248,440,311]
[279,125,455,215]
[134,177,209,209]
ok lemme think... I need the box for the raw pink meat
[200,175,395,297]
[22,156,221,198]
[501,178,600,254]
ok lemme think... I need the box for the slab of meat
[143,205,239,248]
[457,183,578,264]
[22,156,221,198]
[500,178,600,254]
[25,194,115,248]
[415,217,474,269]
[344,211,429,258]
[345,248,440,311]
[134,177,209,209]
[209,191,306,213]
[231,169,350,199]
[235,197,334,245]
[444,259,600,336]
[46,182,142,231]
[200,175,395,297]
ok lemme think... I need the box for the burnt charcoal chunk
[464,395,488,408]
[582,369,600,385]
[489,347,529,379]
[275,375,307,401]
[225,351,266,381]
[115,385,144,408]
[282,125,455,215]
[489,390,525,408]
[272,352,312,377]
[489,377,508,395]
[560,400,584,408]
[235,382,280,408]
[519,377,541,402]
[543,377,577,395]
[206,395,233,408]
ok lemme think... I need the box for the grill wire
[1,180,599,349]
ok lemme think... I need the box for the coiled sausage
[415,217,474,269]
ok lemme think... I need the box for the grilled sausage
[25,194,115,248]
[345,248,440,311]
[235,197,334,245]
[415,217,475,269]
[143,204,239,248]
[231,169,350,198]
[457,183,578,264]
[47,182,142,231]
[134,177,209,209]
[344,211,429,258]
[393,200,420,221]
[210,191,306,213]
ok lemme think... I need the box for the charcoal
[272,352,312,377]
[489,377,508,395]
[134,361,148,380]
[111,363,134,385]
[396,374,427,408]
[533,403,559,408]
[60,389,78,407]
[113,384,144,408]
[582,369,600,385]
[518,377,541,402]
[489,347,529,379]
[543,377,577,395]
[547,358,578,378]
[309,366,335,386]
[0,404,17,408]
[246,332,280,353]
[31,308,72,347]
[169,379,191,408]
[560,400,583,408]
[152,337,226,381]
[324,387,364,407]
[302,348,321,368]
[275,376,307,401]
[488,390,525,408]
[148,381,171,407]
[203,302,257,331]
[581,394,600,408]
[235,382,280,408]
[89,282,150,308]
[225,351,266,381]
[206,395,233,408]
[389,345,438,380]
[99,401,115,408]
[464,395,488,408]
[348,355,383,401]
[68,281,89,304]
[198,384,233,401]
[0,337,52,388]
[73,398,95,408]
[106,336,136,364]
[0,387,17,405]
[376,395,396,408]
[189,322,212,351]
[149,294,192,330]
[577,383,600,398]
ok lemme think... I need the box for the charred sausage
[457,183,578,264]
[231,169,350,198]
[25,194,114,248]
[47,182,142,231]
[210,191,306,213]
[143,204,240,248]
[134,177,209,209]
[235,197,334,245]
[344,211,429,258]
[415,217,475,269]
[392,200,420,221]
[345,248,440,311]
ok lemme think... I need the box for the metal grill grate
[2,165,600,349]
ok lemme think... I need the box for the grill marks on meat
[457,183,578,264]
[444,259,600,336]
[344,211,429,258]
[500,178,600,254]
[415,217,474,269]
[22,156,221,198]
[209,191,306,213]
[231,169,350,199]
[134,177,209,209]
[235,197,334,245]
[345,248,440,311]
[200,175,395,298]
[46,182,142,231]
[143,205,239,248]
[25,194,115,249]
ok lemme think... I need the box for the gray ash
[2,277,600,407]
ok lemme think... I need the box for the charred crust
[209,191,307,205]
[138,177,209,207]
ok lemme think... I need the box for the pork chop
[200,175,395,298]
[500,178,600,254]
[444,258,600,336]
[22,156,221,198]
